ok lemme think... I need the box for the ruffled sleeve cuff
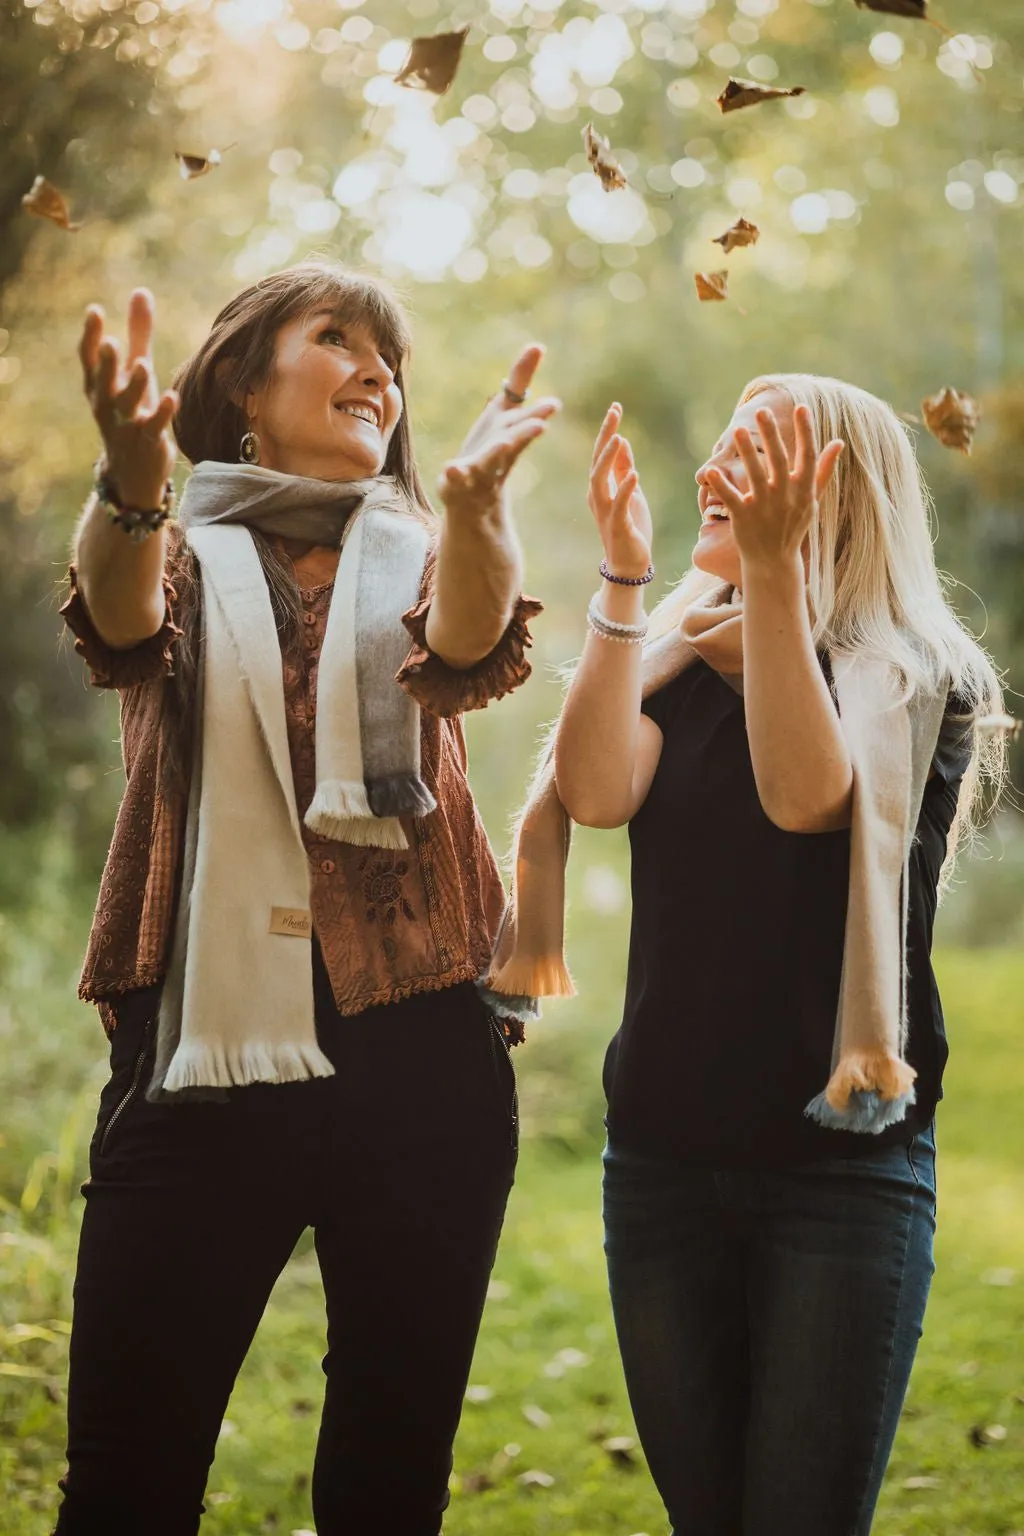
[60,564,182,690]
[397,590,544,718]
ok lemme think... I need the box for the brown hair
[160,261,434,795]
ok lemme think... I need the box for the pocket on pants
[91,1011,157,1162]
[485,1010,520,1159]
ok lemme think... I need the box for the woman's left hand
[439,344,561,521]
[705,403,844,572]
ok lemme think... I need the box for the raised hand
[79,288,178,509]
[439,343,560,520]
[703,403,844,572]
[588,403,653,580]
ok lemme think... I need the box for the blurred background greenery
[1,0,1022,1528]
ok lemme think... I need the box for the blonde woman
[489,376,1006,1534]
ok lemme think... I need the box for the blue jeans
[603,1124,937,1536]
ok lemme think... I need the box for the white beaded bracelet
[587,591,648,641]
[586,617,646,645]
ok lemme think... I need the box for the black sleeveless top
[602,659,971,1168]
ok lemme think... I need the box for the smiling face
[693,387,795,588]
[244,309,405,482]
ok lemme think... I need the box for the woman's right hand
[588,403,653,580]
[79,288,178,510]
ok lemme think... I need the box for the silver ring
[502,379,527,405]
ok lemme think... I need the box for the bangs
[296,270,412,368]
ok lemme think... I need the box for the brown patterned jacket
[60,527,541,1035]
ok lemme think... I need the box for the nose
[357,347,395,393]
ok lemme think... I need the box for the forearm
[741,554,852,832]
[73,494,169,650]
[554,585,645,827]
[425,508,523,669]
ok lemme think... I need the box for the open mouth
[332,401,381,427]
[701,502,730,524]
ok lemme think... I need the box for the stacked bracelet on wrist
[586,591,648,646]
[600,558,654,586]
[95,461,176,544]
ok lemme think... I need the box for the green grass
[2,937,1023,1533]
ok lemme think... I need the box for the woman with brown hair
[56,262,557,1535]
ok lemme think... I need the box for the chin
[692,540,740,588]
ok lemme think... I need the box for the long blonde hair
[647,372,1008,882]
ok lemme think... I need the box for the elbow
[761,788,853,835]
[554,778,629,830]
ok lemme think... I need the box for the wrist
[596,582,646,625]
[739,548,806,585]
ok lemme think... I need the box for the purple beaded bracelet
[600,558,655,587]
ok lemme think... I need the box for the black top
[603,659,972,1168]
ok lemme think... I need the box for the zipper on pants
[489,1015,519,1150]
[99,1022,152,1156]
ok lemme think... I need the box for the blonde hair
[647,372,1008,884]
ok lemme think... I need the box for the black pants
[54,957,518,1536]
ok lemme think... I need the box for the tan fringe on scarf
[486,582,948,1134]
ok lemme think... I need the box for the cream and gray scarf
[147,461,433,1101]
[484,582,948,1135]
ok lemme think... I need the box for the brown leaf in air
[695,271,730,302]
[394,28,469,95]
[21,176,82,231]
[853,1,957,41]
[583,123,628,192]
[717,78,806,113]
[921,387,980,454]
[712,217,760,254]
[174,144,235,181]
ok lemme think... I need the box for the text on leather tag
[269,907,312,938]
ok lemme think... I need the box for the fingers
[792,404,818,485]
[140,389,179,439]
[733,427,768,495]
[126,289,158,409]
[126,289,155,367]
[591,403,622,472]
[703,466,746,517]
[79,305,105,394]
[590,431,624,510]
[499,396,561,431]
[504,342,545,402]
[755,407,791,485]
[112,360,151,425]
[814,439,845,498]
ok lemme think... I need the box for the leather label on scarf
[269,907,313,938]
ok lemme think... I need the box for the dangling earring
[239,427,261,465]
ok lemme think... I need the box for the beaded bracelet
[586,617,646,646]
[587,591,648,639]
[587,594,648,646]
[95,461,176,545]
[600,558,654,587]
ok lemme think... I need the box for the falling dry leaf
[174,144,235,181]
[855,0,928,15]
[602,1435,637,1467]
[695,271,730,302]
[517,1469,556,1488]
[712,217,761,254]
[583,123,628,192]
[853,2,958,42]
[717,78,806,114]
[394,28,469,95]
[921,387,980,454]
[21,176,82,231]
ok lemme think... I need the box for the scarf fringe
[305,781,409,848]
[475,979,542,1025]
[804,1085,917,1134]
[160,1039,337,1093]
[367,773,437,819]
[487,953,576,1000]
[822,1049,918,1111]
